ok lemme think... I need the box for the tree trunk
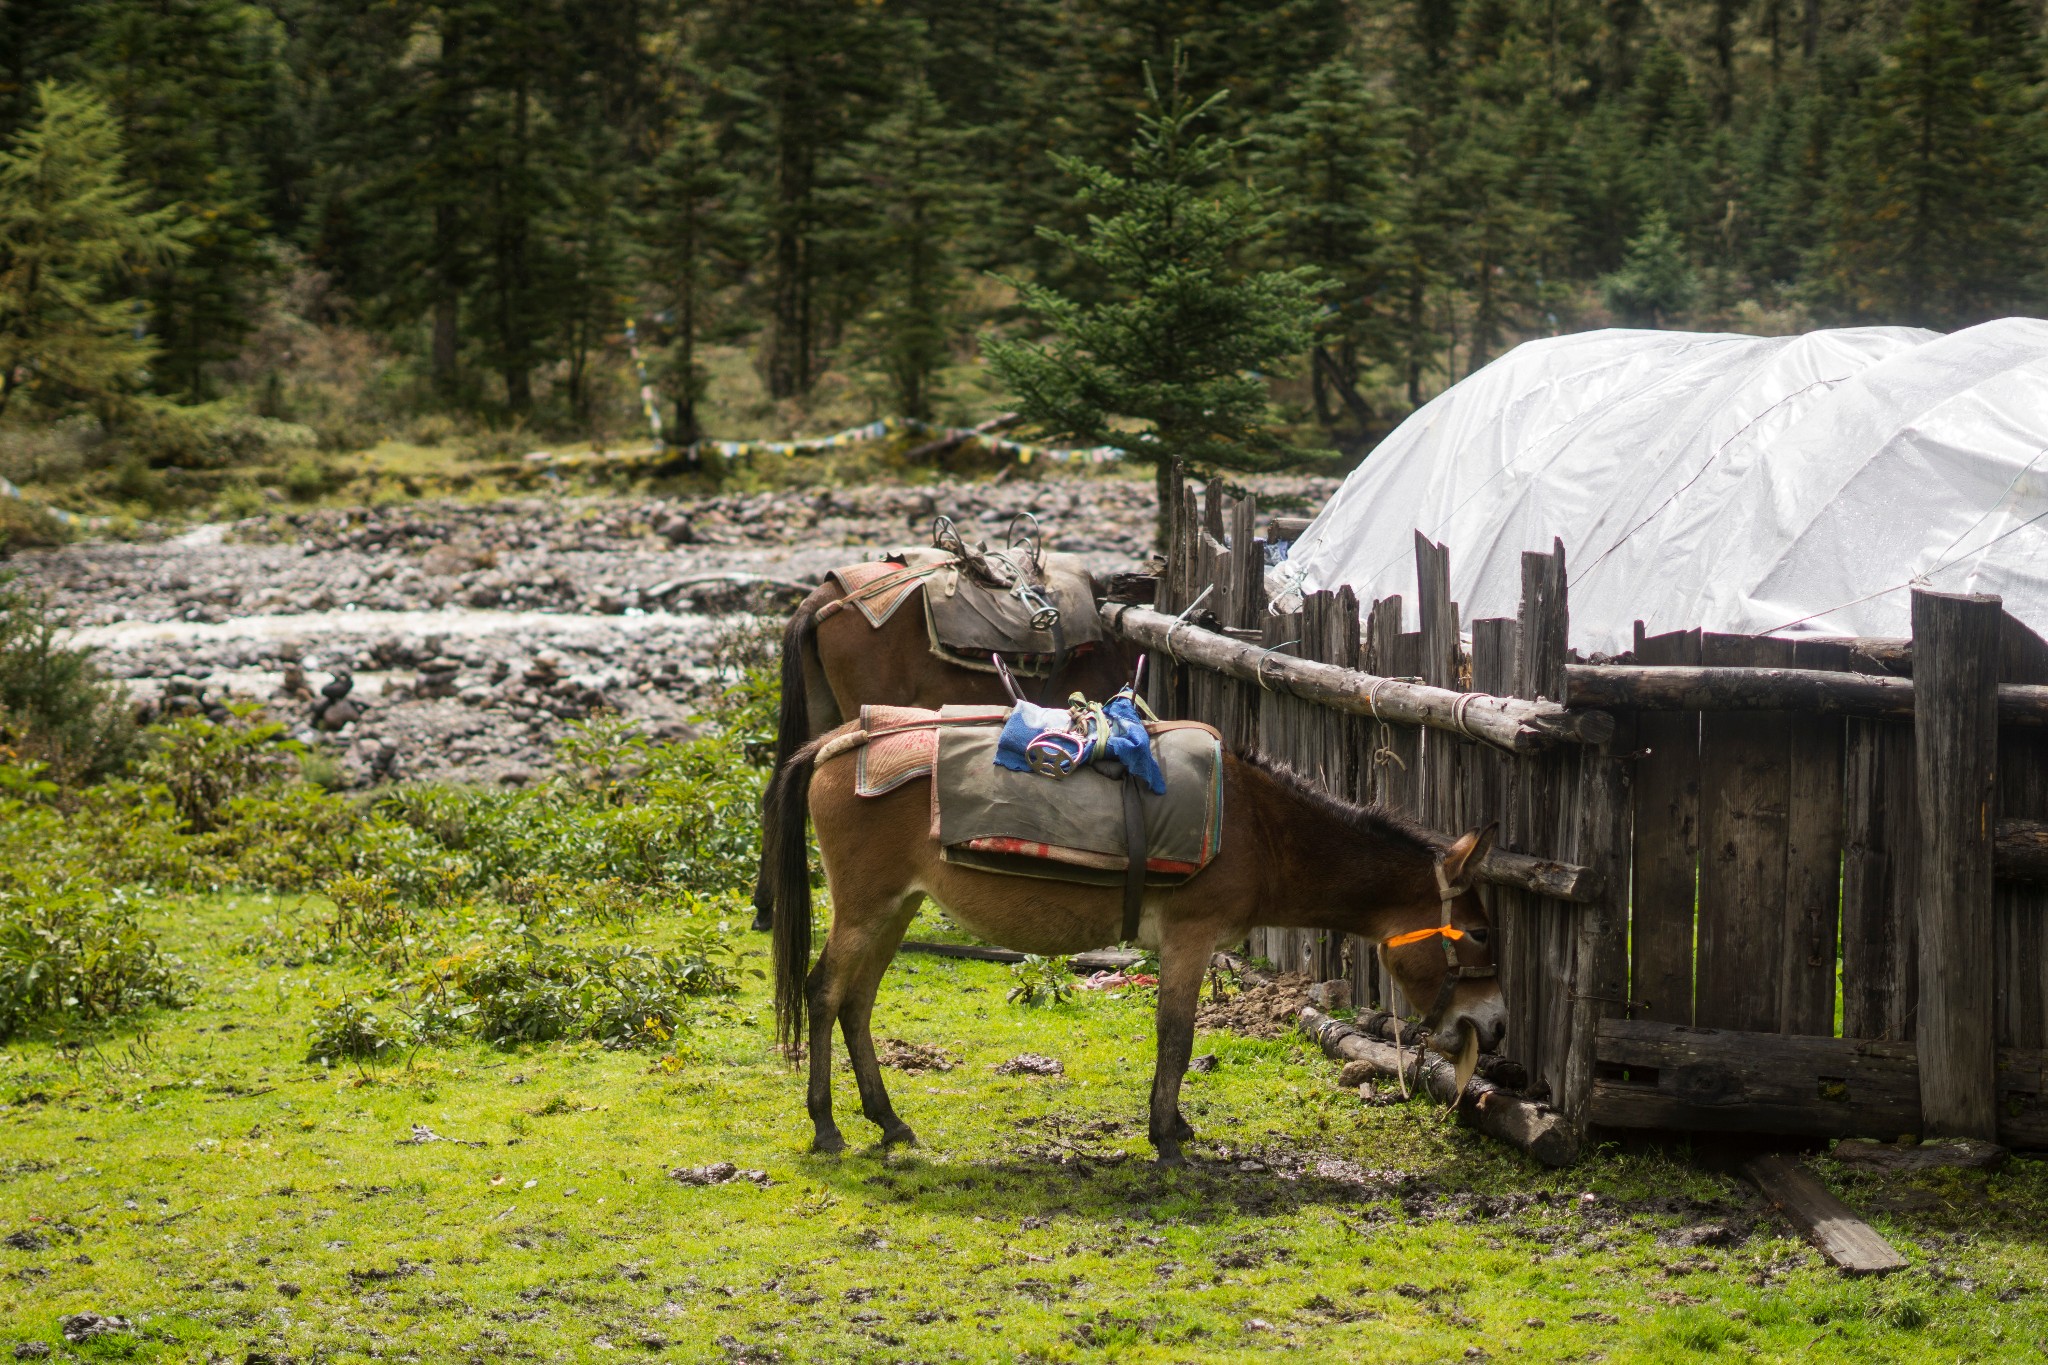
[430,17,465,402]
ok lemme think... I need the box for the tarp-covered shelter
[1275,319,2048,655]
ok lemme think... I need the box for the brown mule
[750,571,1135,928]
[766,728,1504,1165]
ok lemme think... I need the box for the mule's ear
[1439,822,1498,895]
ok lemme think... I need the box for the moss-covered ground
[5,892,2047,1363]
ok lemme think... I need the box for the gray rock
[1831,1137,2007,1172]
[59,1313,130,1343]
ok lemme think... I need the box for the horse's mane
[1234,749,1444,856]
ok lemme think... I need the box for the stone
[1307,979,1352,1010]
[316,699,361,732]
[58,1314,130,1343]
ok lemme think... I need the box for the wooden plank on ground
[1742,1154,1908,1276]
[1694,634,1797,1033]
[1630,625,1702,1025]
[1913,589,2002,1139]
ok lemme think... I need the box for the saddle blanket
[824,548,1105,677]
[820,704,1223,889]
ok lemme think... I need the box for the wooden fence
[1114,470,2048,1160]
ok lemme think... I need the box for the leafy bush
[111,402,317,471]
[1006,954,1074,1006]
[321,872,425,968]
[0,576,138,783]
[306,993,411,1063]
[0,872,191,1038]
[444,929,745,1049]
[0,496,68,552]
[137,705,301,832]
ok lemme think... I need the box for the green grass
[5,892,2048,1362]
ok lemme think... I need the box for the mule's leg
[1148,924,1211,1166]
[805,889,914,1154]
[805,951,850,1154]
[839,893,923,1147]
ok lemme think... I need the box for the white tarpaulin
[1274,319,2048,656]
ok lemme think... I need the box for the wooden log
[1102,603,1614,752]
[1267,515,1314,543]
[1565,663,2048,726]
[1591,1017,1922,1138]
[1593,1017,2048,1150]
[1741,1154,1908,1276]
[1299,1006,1576,1166]
[1913,588,2001,1139]
[1997,819,2048,882]
[902,412,1021,463]
[897,942,1144,973]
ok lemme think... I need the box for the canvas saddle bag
[822,547,1105,678]
[815,704,1224,944]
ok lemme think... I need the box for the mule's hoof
[1153,1149,1188,1169]
[1170,1115,1195,1143]
[879,1125,918,1149]
[750,908,774,933]
[810,1131,846,1155]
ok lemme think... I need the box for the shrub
[444,930,745,1049]
[306,993,410,1063]
[0,872,192,1038]
[111,402,317,471]
[0,496,68,552]
[321,872,425,968]
[0,576,138,783]
[137,705,300,832]
[1006,954,1074,1006]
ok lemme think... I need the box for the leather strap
[1120,773,1146,944]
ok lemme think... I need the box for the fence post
[1912,588,2002,1138]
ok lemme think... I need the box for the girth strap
[1120,773,1146,944]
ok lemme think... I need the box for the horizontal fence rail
[1566,663,2048,725]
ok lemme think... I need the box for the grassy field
[6,894,2048,1363]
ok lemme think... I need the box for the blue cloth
[993,696,1165,795]
[1104,694,1166,794]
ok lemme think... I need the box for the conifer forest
[4,0,2045,471]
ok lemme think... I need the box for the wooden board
[1629,625,1702,1025]
[1742,1154,1908,1277]
[1842,709,1918,1041]
[1693,634,1797,1032]
[1783,640,1848,1036]
[1911,589,2001,1139]
[1995,615,2048,1050]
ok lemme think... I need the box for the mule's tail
[752,600,820,927]
[767,741,816,1056]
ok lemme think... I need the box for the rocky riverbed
[14,474,1337,786]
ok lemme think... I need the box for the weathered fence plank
[1629,625,1702,1025]
[1565,663,2048,725]
[1694,634,1797,1033]
[1913,589,2002,1139]
[1783,640,1849,1037]
[1995,619,2048,1050]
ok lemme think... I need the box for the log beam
[1299,1006,1576,1165]
[1999,818,2048,882]
[1565,663,2048,726]
[1103,603,1614,752]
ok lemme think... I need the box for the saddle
[816,704,1224,946]
[822,546,1105,678]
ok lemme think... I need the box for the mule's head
[1377,824,1505,1092]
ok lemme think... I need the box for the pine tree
[701,0,905,400]
[639,84,739,445]
[833,74,982,422]
[983,65,1323,515]
[0,82,187,419]
[1814,0,2044,326]
[1600,210,1699,324]
[1252,59,1404,441]
[87,0,285,399]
